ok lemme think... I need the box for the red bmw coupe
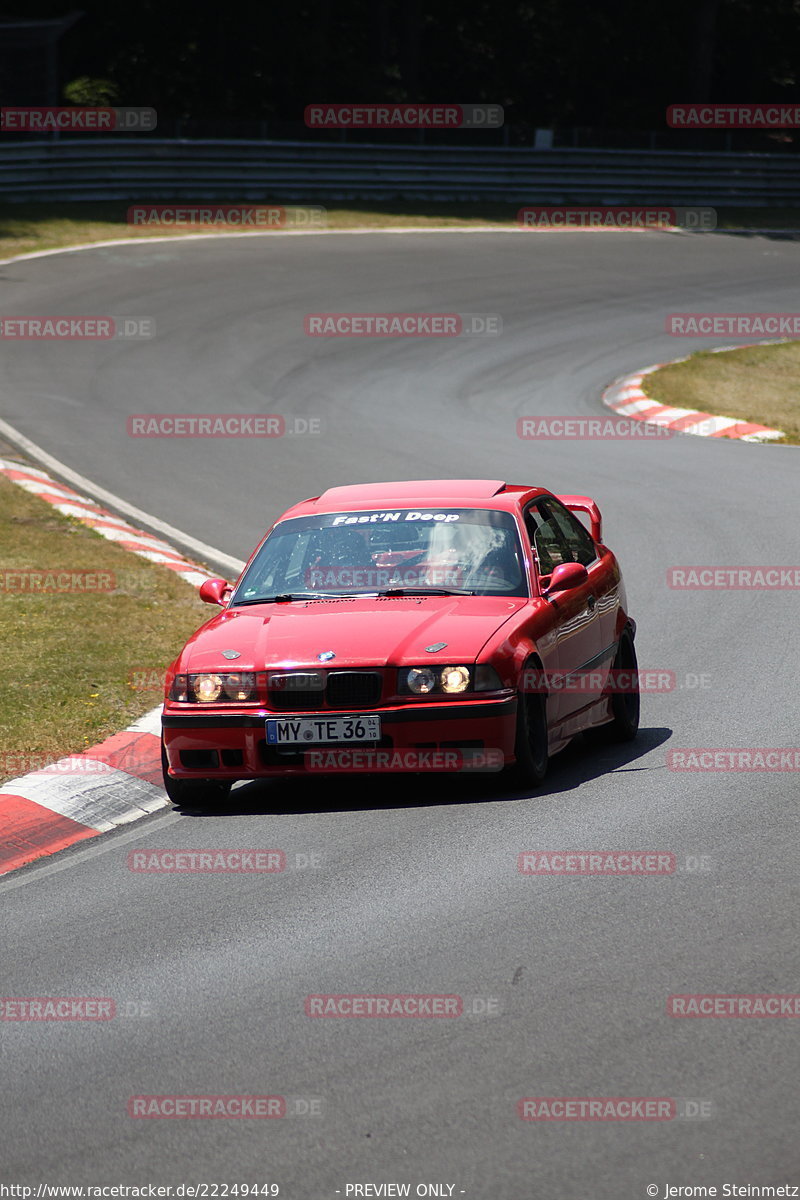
[161,480,638,804]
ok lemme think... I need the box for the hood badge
[221,649,241,660]
[425,642,448,653]
[317,650,336,661]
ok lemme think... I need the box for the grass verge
[644,341,800,444]
[0,470,211,783]
[0,202,518,256]
[4,202,800,259]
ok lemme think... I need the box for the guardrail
[1,140,799,204]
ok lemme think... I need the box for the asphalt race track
[1,230,799,1196]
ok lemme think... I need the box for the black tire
[161,739,232,808]
[604,629,640,741]
[509,667,549,787]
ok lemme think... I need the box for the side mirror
[544,561,588,596]
[199,577,231,606]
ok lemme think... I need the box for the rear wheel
[604,629,640,741]
[161,739,232,808]
[510,668,549,787]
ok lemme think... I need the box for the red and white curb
[603,348,785,443]
[0,708,166,875]
[0,457,218,587]
[0,456,225,876]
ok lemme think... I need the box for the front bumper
[162,695,517,777]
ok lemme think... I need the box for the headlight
[440,665,470,694]
[169,672,257,703]
[194,673,223,702]
[406,667,437,695]
[399,665,474,696]
[222,672,256,701]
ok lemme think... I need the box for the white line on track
[0,223,693,270]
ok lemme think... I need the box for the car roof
[279,481,546,520]
[318,479,505,504]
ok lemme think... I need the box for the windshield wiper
[233,592,350,605]
[232,587,478,605]
[376,587,476,597]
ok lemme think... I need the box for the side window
[544,498,597,567]
[524,504,572,576]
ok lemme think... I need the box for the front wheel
[604,629,640,741]
[509,674,549,787]
[161,739,232,808]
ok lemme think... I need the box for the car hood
[180,595,526,670]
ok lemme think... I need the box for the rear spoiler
[557,495,602,544]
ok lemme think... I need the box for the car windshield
[231,507,528,601]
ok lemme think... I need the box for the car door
[545,496,621,687]
[524,498,604,721]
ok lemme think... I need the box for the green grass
[0,201,518,257]
[644,341,800,444]
[2,202,799,259]
[0,471,213,782]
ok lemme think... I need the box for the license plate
[266,714,382,746]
